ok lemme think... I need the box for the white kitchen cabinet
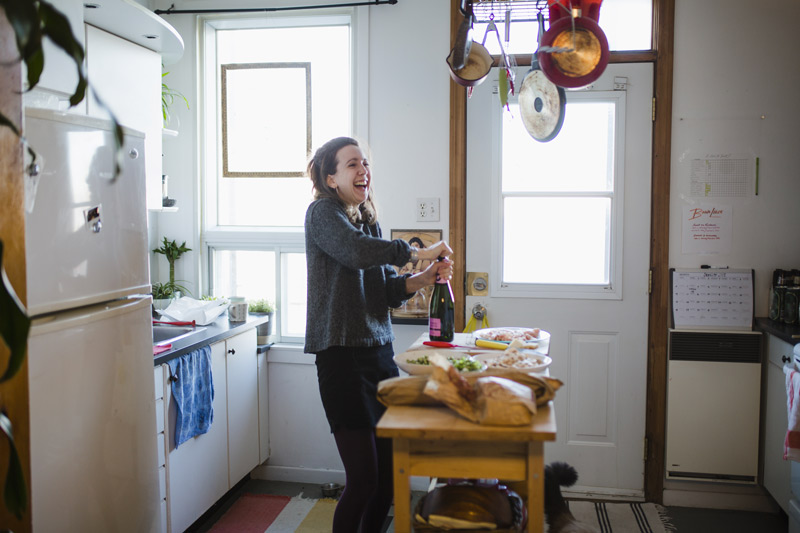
[225,328,261,484]
[85,24,162,211]
[165,346,229,533]
[154,365,168,533]
[258,346,271,463]
[764,333,794,514]
[157,327,263,532]
[25,0,85,109]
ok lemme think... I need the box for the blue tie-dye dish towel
[167,345,214,448]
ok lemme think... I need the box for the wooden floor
[189,478,789,533]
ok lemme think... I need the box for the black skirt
[315,343,399,433]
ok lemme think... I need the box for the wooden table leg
[392,438,411,533]
[526,441,544,533]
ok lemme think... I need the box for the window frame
[198,9,368,341]
[490,88,627,300]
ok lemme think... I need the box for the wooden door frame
[0,12,31,532]
[448,0,674,503]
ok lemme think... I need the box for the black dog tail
[548,461,579,488]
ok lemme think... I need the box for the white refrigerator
[24,108,160,532]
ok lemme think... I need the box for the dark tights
[332,428,394,533]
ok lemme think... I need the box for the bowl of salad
[393,349,486,376]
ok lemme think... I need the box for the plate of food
[473,327,550,345]
[394,350,487,376]
[475,350,553,373]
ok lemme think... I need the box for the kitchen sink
[153,325,206,346]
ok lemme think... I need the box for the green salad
[406,354,483,372]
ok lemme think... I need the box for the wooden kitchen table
[376,402,556,533]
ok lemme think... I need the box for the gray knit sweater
[304,198,413,354]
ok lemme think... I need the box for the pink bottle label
[429,318,442,336]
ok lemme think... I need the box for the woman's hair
[307,136,377,225]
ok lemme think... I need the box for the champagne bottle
[429,259,455,342]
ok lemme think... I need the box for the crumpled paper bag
[158,297,230,325]
[422,353,552,426]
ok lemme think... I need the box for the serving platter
[473,327,550,344]
[474,351,553,373]
[393,349,487,376]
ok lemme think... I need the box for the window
[201,11,363,341]
[493,89,626,299]
[473,0,653,55]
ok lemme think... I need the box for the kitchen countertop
[755,317,800,346]
[153,313,270,366]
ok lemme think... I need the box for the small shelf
[84,0,184,64]
[162,128,178,137]
[149,207,179,213]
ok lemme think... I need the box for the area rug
[265,497,338,533]
[569,501,675,533]
[209,493,291,533]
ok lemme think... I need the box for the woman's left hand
[406,257,453,293]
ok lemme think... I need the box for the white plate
[393,349,487,376]
[474,351,553,373]
[473,327,550,344]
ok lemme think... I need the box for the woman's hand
[405,257,453,294]
[416,240,453,262]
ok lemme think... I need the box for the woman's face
[326,144,370,207]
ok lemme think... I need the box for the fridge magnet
[390,229,442,319]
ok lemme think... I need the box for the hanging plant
[162,67,189,128]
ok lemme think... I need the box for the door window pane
[499,90,621,292]
[502,100,615,193]
[503,197,610,285]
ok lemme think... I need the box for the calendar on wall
[670,268,754,330]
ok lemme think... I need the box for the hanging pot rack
[465,1,560,24]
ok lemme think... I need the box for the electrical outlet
[416,197,440,222]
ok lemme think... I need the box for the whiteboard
[670,268,754,330]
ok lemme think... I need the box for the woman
[305,136,453,532]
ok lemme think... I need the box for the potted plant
[162,67,189,129]
[248,298,275,343]
[151,280,190,315]
[153,237,191,297]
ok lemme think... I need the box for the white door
[465,63,653,497]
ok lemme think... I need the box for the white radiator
[665,329,762,483]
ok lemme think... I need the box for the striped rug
[212,494,673,533]
[569,501,675,533]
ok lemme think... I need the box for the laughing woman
[305,136,453,532]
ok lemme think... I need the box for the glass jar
[783,270,799,325]
[769,269,784,322]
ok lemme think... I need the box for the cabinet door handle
[783,355,792,364]
[228,348,235,355]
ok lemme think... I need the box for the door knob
[783,355,791,364]
[228,348,235,355]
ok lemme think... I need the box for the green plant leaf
[0,240,30,384]
[0,0,44,89]
[0,411,27,519]
[0,113,20,138]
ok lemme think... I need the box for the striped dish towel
[785,366,800,461]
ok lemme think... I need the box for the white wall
[670,0,800,316]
